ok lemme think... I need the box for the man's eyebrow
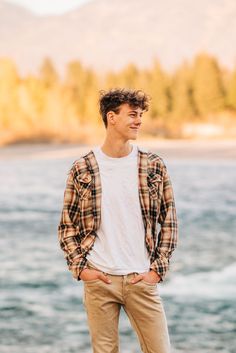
[129,110,143,114]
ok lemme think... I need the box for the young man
[58,88,178,353]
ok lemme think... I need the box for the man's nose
[135,116,142,124]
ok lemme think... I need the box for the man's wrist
[78,266,89,280]
[150,269,161,282]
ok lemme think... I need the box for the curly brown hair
[99,88,151,128]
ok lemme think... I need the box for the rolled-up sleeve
[150,165,178,282]
[58,169,88,281]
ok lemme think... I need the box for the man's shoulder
[67,149,94,176]
[138,145,166,169]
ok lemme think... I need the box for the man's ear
[107,111,116,126]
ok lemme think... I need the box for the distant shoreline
[0,139,236,160]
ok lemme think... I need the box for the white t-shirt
[86,143,150,275]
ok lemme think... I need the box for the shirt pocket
[77,171,93,200]
[147,172,162,200]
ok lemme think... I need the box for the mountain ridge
[0,0,235,76]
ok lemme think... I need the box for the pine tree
[170,61,196,123]
[116,63,140,88]
[226,65,236,110]
[39,57,58,88]
[0,58,20,134]
[192,53,225,116]
[148,59,170,119]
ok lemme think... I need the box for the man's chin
[129,132,139,140]
[129,136,138,140]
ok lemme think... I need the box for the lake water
[1,143,236,353]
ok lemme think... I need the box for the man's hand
[130,270,161,284]
[80,268,112,284]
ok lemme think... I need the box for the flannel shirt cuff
[69,257,89,281]
[149,255,170,283]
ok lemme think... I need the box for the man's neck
[101,138,133,158]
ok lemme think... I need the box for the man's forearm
[58,223,89,280]
[150,165,178,282]
[149,252,171,282]
[58,171,89,281]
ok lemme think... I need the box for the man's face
[108,103,143,140]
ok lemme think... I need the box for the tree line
[0,52,236,145]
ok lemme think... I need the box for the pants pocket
[83,278,102,284]
[141,279,158,287]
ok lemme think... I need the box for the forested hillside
[0,52,236,145]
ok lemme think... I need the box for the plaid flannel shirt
[58,146,178,282]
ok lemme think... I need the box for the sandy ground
[0,139,236,160]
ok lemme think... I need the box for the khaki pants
[82,261,171,353]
